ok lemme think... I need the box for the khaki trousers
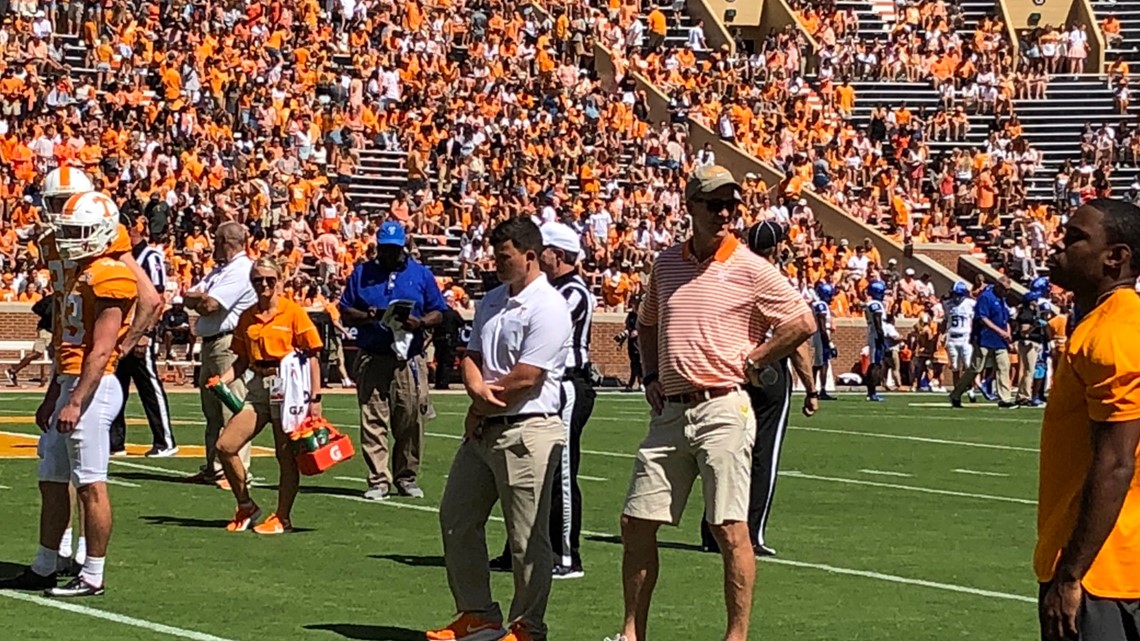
[949,344,1013,404]
[198,335,250,477]
[356,352,430,489]
[1017,341,1041,402]
[439,416,564,641]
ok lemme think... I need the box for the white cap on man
[541,222,582,262]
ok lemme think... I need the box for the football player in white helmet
[3,191,140,597]
[40,166,95,227]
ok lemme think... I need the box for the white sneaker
[603,636,629,641]
[145,446,179,458]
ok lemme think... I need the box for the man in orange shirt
[1037,199,1140,641]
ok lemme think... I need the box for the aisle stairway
[1013,77,1138,200]
[1093,0,1140,64]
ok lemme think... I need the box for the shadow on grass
[369,553,445,568]
[304,623,422,640]
[139,515,315,533]
[295,484,366,498]
[0,561,27,578]
[584,533,705,553]
[140,515,231,529]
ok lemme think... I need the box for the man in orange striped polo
[1037,199,1140,641]
[606,166,815,641]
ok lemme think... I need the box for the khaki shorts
[244,374,281,420]
[32,328,52,355]
[623,390,755,526]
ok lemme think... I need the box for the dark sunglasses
[251,276,278,287]
[700,198,738,213]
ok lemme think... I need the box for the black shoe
[57,558,82,578]
[753,544,777,558]
[45,576,104,598]
[552,563,584,580]
[950,397,963,408]
[997,402,1019,410]
[0,567,57,590]
[699,543,720,554]
[819,393,838,401]
[488,553,512,572]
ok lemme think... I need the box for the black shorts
[1039,583,1140,640]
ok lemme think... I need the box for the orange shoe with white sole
[253,513,293,535]
[425,613,506,641]
[225,503,261,532]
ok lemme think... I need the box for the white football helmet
[42,166,95,223]
[55,191,120,261]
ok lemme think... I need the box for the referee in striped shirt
[490,222,597,579]
[109,217,176,457]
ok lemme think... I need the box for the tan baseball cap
[685,165,741,202]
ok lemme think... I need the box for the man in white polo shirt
[181,222,257,487]
[428,217,572,641]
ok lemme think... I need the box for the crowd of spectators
[0,0,1113,327]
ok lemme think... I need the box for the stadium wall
[0,305,882,385]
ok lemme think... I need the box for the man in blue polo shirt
[340,221,448,500]
[949,276,1015,408]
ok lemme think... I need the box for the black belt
[665,386,741,405]
[565,366,593,380]
[202,331,233,343]
[482,413,553,426]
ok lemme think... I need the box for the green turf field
[0,391,1043,640]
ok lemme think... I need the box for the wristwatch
[309,394,323,403]
[805,391,819,399]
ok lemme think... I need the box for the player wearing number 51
[211,257,324,536]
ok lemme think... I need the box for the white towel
[381,300,415,360]
[280,352,312,435]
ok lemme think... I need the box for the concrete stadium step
[835,0,891,39]
[957,0,998,31]
[1094,0,1140,66]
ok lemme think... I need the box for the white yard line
[954,469,1011,478]
[324,479,1036,605]
[790,426,1038,453]
[858,469,913,478]
[109,460,184,475]
[578,475,609,482]
[104,478,141,488]
[0,591,239,641]
[784,471,1035,505]
[0,484,10,489]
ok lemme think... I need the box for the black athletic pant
[551,373,596,567]
[701,360,793,551]
[1039,583,1140,640]
[497,373,596,568]
[433,342,455,390]
[110,341,175,452]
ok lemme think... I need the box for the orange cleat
[225,503,261,532]
[425,613,506,641]
[253,513,293,535]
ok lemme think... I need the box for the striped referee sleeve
[141,247,167,293]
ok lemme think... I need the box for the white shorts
[947,342,973,371]
[38,374,123,487]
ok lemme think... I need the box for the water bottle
[206,377,245,414]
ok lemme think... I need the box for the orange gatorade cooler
[291,418,355,476]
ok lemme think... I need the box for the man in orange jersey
[0,192,138,598]
[1037,199,1140,641]
[32,176,161,575]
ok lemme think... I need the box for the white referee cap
[541,222,582,261]
[171,296,184,305]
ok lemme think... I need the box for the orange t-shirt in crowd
[1036,290,1140,598]
[231,296,324,363]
